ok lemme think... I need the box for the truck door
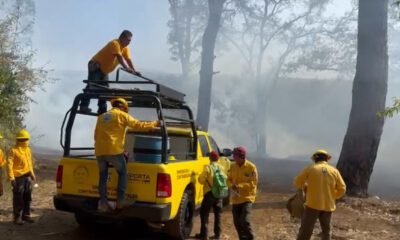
[196,134,211,204]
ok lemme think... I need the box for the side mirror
[221,148,232,157]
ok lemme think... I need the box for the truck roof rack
[61,68,198,162]
[82,68,186,108]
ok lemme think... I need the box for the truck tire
[164,190,194,240]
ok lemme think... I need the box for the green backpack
[209,165,229,199]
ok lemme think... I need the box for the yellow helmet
[16,129,30,140]
[311,149,331,161]
[0,134,3,139]
[111,98,129,112]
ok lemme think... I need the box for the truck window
[198,135,210,157]
[208,136,220,153]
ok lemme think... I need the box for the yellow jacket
[94,108,157,156]
[294,161,346,212]
[0,149,5,168]
[199,162,226,195]
[228,159,258,205]
[7,142,35,181]
[92,39,131,74]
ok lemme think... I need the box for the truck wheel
[75,212,95,229]
[164,190,194,240]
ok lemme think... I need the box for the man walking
[94,98,159,212]
[294,149,346,240]
[80,30,141,114]
[7,129,36,225]
[229,146,258,240]
[196,151,227,240]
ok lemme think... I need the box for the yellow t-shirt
[294,161,346,212]
[92,39,131,74]
[94,108,157,156]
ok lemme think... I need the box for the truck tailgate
[58,158,159,203]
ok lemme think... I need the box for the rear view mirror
[221,148,232,157]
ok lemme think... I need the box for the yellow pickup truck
[53,73,231,239]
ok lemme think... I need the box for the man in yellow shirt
[80,30,141,114]
[94,98,159,212]
[228,146,258,240]
[0,134,5,197]
[7,129,36,225]
[294,149,346,240]
[196,151,227,240]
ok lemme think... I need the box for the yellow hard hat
[311,149,331,161]
[0,134,3,139]
[168,155,176,161]
[16,129,30,140]
[111,98,129,112]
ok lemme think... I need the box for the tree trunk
[337,0,388,197]
[196,0,225,130]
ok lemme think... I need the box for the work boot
[116,199,134,210]
[22,215,35,223]
[14,216,24,225]
[98,202,112,213]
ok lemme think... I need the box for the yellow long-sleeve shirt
[228,159,258,205]
[294,161,346,212]
[0,149,5,168]
[7,142,35,181]
[94,108,158,156]
[198,162,226,195]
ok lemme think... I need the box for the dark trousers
[232,202,254,240]
[12,175,33,219]
[80,61,109,114]
[297,206,332,240]
[200,191,222,238]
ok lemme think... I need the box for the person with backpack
[294,149,346,240]
[228,146,258,240]
[196,151,228,240]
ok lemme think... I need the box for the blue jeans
[97,154,127,203]
[80,61,109,114]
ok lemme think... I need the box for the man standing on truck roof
[196,151,227,240]
[7,129,36,225]
[228,146,258,240]
[294,149,346,240]
[94,98,159,212]
[80,30,141,114]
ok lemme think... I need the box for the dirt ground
[1,158,400,240]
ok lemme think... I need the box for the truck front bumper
[53,195,171,222]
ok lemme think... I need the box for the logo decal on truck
[128,173,151,184]
[73,166,89,184]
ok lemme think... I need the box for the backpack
[208,164,229,199]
